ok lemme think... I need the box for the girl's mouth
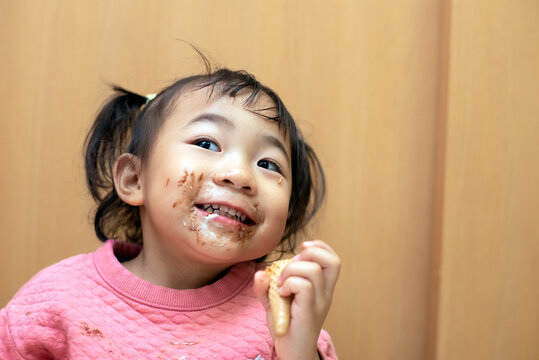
[195,204,256,225]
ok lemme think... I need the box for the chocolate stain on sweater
[80,321,104,338]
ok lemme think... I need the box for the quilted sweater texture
[0,240,337,359]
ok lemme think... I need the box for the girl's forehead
[168,86,284,134]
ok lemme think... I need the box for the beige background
[1,1,537,359]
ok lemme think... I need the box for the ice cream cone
[265,258,293,336]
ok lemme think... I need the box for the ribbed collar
[93,240,255,311]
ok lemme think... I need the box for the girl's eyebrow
[186,113,234,129]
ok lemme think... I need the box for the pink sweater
[1,240,337,359]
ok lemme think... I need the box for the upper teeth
[201,204,247,223]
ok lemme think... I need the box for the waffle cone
[265,258,293,336]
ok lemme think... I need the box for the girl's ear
[113,153,144,206]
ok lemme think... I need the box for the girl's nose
[212,168,257,195]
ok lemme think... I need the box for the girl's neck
[122,247,231,290]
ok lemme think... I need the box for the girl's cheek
[166,170,201,206]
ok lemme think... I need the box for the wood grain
[436,0,539,359]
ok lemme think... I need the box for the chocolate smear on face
[177,170,189,187]
[172,171,259,247]
[172,169,203,225]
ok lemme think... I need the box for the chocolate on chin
[265,258,293,336]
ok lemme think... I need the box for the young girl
[0,66,340,359]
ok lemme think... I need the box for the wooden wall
[436,0,539,359]
[1,1,537,359]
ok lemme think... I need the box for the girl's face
[138,88,292,267]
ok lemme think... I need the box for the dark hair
[84,65,325,256]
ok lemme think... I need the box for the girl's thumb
[253,270,271,312]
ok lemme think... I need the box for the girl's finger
[278,275,316,308]
[277,260,324,299]
[302,240,335,253]
[297,242,341,294]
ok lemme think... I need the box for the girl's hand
[253,240,341,360]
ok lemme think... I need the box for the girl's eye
[257,159,282,174]
[194,138,220,152]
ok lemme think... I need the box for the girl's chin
[190,242,263,265]
[186,230,273,262]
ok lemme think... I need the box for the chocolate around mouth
[195,204,256,225]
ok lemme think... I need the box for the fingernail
[293,254,301,261]
[303,241,313,247]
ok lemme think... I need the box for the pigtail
[280,130,326,253]
[84,87,147,243]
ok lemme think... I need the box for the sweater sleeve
[317,329,338,360]
[1,301,69,360]
[0,307,24,360]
